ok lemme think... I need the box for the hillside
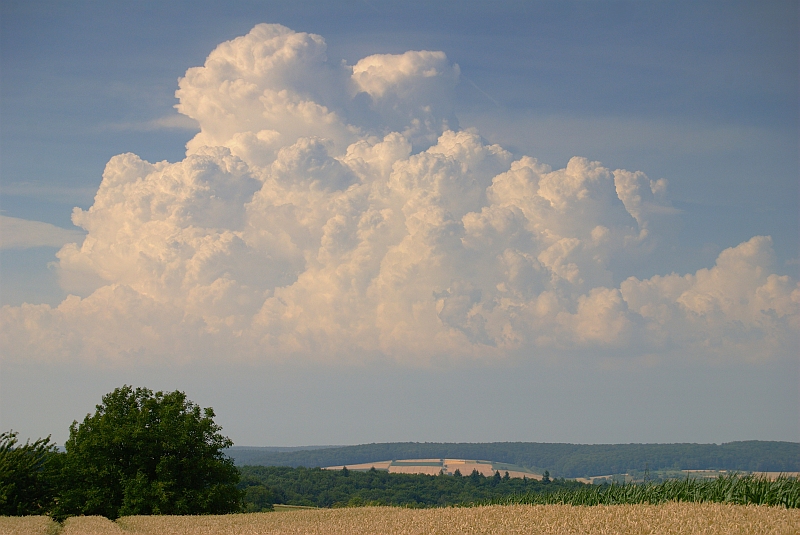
[227,441,799,478]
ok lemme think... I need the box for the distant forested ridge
[228,441,799,478]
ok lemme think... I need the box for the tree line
[228,440,800,478]
[238,465,581,510]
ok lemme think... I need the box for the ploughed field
[3,504,798,535]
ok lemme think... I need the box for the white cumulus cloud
[1,24,796,366]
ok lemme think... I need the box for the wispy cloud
[0,215,85,250]
[460,110,792,160]
[1,182,98,204]
[104,113,200,132]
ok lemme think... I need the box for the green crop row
[488,474,800,508]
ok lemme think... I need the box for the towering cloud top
[1,24,797,365]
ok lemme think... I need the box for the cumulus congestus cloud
[1,23,797,365]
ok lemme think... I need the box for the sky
[0,1,798,448]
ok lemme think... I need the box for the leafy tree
[0,431,60,516]
[469,469,482,484]
[242,485,274,512]
[542,470,551,484]
[54,386,242,519]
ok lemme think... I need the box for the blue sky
[1,1,797,447]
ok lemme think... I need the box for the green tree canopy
[0,431,60,516]
[55,386,242,519]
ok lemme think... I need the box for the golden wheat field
[0,516,60,535]
[2,503,799,535]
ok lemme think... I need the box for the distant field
[4,504,797,534]
[324,458,542,479]
[690,471,800,481]
[322,458,799,484]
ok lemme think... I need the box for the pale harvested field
[326,460,393,471]
[501,470,543,480]
[325,458,542,479]
[747,472,800,481]
[573,474,629,485]
[445,462,498,477]
[387,465,443,475]
[682,470,800,480]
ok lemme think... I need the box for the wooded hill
[228,441,799,478]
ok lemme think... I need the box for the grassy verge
[272,504,319,512]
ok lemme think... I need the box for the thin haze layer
[1,24,797,365]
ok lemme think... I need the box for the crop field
[495,474,800,508]
[3,503,799,535]
[0,516,60,535]
[576,470,800,485]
